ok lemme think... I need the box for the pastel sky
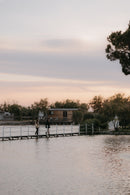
[0,0,130,106]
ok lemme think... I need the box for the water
[0,135,130,195]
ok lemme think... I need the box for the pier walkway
[1,124,129,141]
[0,133,80,141]
[0,125,80,141]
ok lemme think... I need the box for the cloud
[43,38,85,48]
[40,38,104,54]
[0,47,124,82]
[0,72,118,86]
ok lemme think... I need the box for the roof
[49,108,78,111]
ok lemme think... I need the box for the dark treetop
[106,22,130,75]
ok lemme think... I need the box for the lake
[0,135,130,195]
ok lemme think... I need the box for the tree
[101,94,130,127]
[106,22,130,75]
[54,99,80,108]
[79,103,89,114]
[73,111,83,124]
[89,96,103,113]
[8,104,22,120]
[31,98,48,119]
[0,102,9,111]
[83,112,94,121]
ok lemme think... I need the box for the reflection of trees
[103,136,130,194]
[103,136,130,175]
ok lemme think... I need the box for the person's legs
[46,127,50,137]
[35,128,38,135]
[48,128,50,137]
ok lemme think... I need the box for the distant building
[0,111,14,121]
[48,108,78,123]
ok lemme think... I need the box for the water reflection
[103,136,130,194]
[0,135,130,195]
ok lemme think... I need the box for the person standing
[45,118,50,137]
[35,119,39,136]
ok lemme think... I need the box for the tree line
[0,93,130,128]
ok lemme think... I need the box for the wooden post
[56,124,58,136]
[2,126,4,141]
[10,127,11,138]
[71,124,73,136]
[63,124,65,136]
[92,123,94,135]
[20,126,22,137]
[99,127,100,134]
[28,126,29,137]
[79,124,80,135]
[85,124,87,135]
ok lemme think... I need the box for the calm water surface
[0,135,130,195]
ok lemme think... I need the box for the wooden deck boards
[0,132,80,141]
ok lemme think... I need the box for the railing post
[20,126,22,137]
[71,124,73,135]
[85,123,87,135]
[56,124,58,136]
[79,124,80,135]
[28,126,29,137]
[92,123,94,135]
[99,127,100,134]
[2,126,4,140]
[10,127,11,138]
[63,124,65,136]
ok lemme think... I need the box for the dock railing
[0,124,80,141]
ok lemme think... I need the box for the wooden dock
[1,131,129,141]
[0,124,81,141]
[1,124,129,141]
[0,132,80,141]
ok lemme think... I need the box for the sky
[0,0,130,106]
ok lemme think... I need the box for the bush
[83,112,94,121]
[73,111,83,124]
[83,118,101,129]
